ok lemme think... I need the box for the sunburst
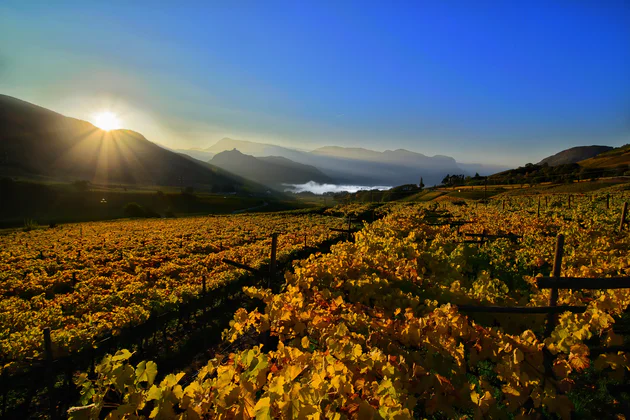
[93,111,121,131]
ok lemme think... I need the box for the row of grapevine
[69,199,630,418]
[0,213,348,373]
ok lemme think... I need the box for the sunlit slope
[537,145,613,166]
[0,95,253,190]
[578,144,630,168]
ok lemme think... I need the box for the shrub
[143,207,161,218]
[23,218,38,232]
[123,203,160,218]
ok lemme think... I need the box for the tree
[418,177,424,190]
[123,202,147,218]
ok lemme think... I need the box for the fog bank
[283,181,392,195]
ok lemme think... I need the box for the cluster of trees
[442,173,486,187]
[488,163,629,186]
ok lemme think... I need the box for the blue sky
[1,1,629,165]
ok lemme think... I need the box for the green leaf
[254,397,272,420]
[160,372,185,388]
[112,349,133,362]
[147,385,163,402]
[112,363,135,393]
[136,361,158,386]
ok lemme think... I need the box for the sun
[93,111,121,131]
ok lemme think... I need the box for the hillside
[578,144,630,168]
[538,145,613,166]
[210,149,332,187]
[0,95,250,191]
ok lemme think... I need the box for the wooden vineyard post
[568,195,571,209]
[304,233,307,248]
[43,327,57,420]
[269,233,278,287]
[202,276,207,316]
[484,177,487,203]
[537,196,541,218]
[347,218,352,242]
[620,202,628,232]
[607,194,610,210]
[502,200,505,211]
[546,234,565,335]
[545,195,548,208]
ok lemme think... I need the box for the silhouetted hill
[538,145,613,166]
[206,138,306,159]
[0,95,252,191]
[210,149,332,187]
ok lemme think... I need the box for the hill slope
[0,95,248,191]
[210,149,332,187]
[538,145,613,166]
[578,144,630,168]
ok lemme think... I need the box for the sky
[1,1,629,166]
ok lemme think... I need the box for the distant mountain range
[210,149,332,188]
[538,146,614,166]
[194,138,509,186]
[0,95,266,193]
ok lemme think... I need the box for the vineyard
[56,193,630,419]
[0,212,349,383]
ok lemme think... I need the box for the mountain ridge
[210,149,332,188]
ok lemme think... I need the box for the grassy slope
[400,190,447,202]
[392,179,630,205]
[497,178,629,196]
[578,144,630,168]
